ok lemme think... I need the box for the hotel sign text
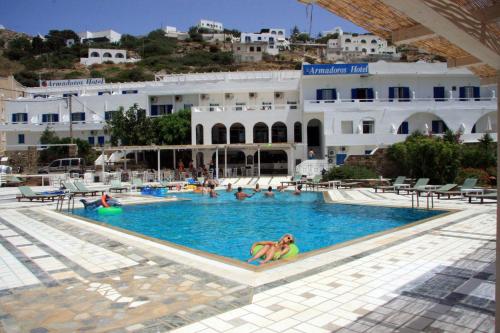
[39,78,105,87]
[303,63,369,76]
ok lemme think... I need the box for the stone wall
[344,148,399,177]
[5,147,39,174]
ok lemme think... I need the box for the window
[63,92,78,97]
[253,123,269,143]
[432,120,448,134]
[122,90,138,94]
[294,122,302,143]
[261,102,272,110]
[316,89,337,101]
[362,120,375,134]
[351,88,374,101]
[42,114,59,123]
[256,47,261,52]
[71,112,86,122]
[250,47,255,52]
[341,121,353,134]
[287,101,298,110]
[345,38,351,43]
[371,48,375,52]
[18,134,25,144]
[230,123,246,144]
[459,86,480,100]
[61,159,70,167]
[11,113,28,123]
[365,150,372,155]
[88,137,95,145]
[271,122,287,143]
[389,87,411,101]
[209,103,219,112]
[98,91,111,96]
[150,104,173,116]
[105,111,118,121]
[115,53,124,58]
[398,121,409,134]
[433,87,446,101]
[196,124,204,145]
[245,36,251,42]
[371,39,377,44]
[103,52,112,58]
[183,104,193,111]
[90,52,99,57]
[361,39,366,44]
[97,136,105,146]
[235,102,246,111]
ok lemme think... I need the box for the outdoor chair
[131,177,146,191]
[374,176,407,193]
[74,181,105,196]
[396,178,429,195]
[16,186,61,202]
[414,183,457,198]
[306,175,323,191]
[435,178,478,199]
[466,190,497,204]
[109,180,130,193]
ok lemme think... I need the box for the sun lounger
[73,181,105,196]
[337,181,361,189]
[374,176,407,193]
[415,183,457,197]
[16,186,62,202]
[305,175,323,190]
[397,178,429,195]
[131,177,146,191]
[109,180,130,193]
[466,191,497,203]
[435,178,478,199]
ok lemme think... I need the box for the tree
[153,109,191,145]
[38,127,96,165]
[5,37,32,60]
[105,104,155,146]
[291,25,300,37]
[45,30,80,51]
[461,133,496,169]
[295,33,310,43]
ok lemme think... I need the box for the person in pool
[293,184,302,195]
[248,234,295,265]
[209,184,218,198]
[226,183,233,192]
[81,193,121,210]
[235,187,254,200]
[264,186,274,197]
[253,183,261,192]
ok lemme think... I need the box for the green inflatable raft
[252,243,299,260]
[97,206,123,215]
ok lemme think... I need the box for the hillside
[0,28,442,87]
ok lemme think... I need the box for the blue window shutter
[98,136,105,145]
[88,137,95,145]
[459,87,465,100]
[472,124,476,133]
[400,121,409,134]
[18,134,24,144]
[151,105,158,116]
[167,105,173,114]
[331,89,337,100]
[402,87,410,101]
[351,89,357,100]
[473,86,480,100]
[434,87,445,101]
[54,114,59,122]
[367,88,374,100]
[388,87,395,101]
[11,114,15,122]
[23,113,28,122]
[42,114,47,122]
[432,120,439,133]
[316,89,323,100]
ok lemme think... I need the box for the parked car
[38,158,86,174]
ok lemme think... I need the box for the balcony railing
[305,96,496,105]
[193,104,298,112]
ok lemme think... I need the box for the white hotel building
[0,62,496,175]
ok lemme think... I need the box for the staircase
[295,159,330,177]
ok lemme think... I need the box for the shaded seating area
[16,186,62,202]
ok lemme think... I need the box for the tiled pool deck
[0,186,495,333]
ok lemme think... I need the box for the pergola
[98,143,295,181]
[301,0,499,325]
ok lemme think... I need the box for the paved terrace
[0,185,495,333]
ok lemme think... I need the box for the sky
[0,0,365,37]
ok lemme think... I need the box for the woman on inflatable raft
[81,193,121,210]
[248,234,298,265]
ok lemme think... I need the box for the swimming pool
[72,191,446,264]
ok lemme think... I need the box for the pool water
[72,191,446,263]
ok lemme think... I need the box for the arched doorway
[294,122,302,143]
[398,113,448,135]
[472,112,497,134]
[271,122,287,143]
[307,119,322,158]
[196,124,204,144]
[254,150,288,175]
[211,123,227,144]
[253,122,269,143]
[230,123,246,144]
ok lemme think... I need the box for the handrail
[192,104,298,112]
[305,97,496,104]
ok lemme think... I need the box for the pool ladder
[56,193,76,212]
[411,191,434,210]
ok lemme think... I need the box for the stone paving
[0,186,496,332]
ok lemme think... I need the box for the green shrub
[324,165,377,180]
[64,71,84,79]
[455,168,490,186]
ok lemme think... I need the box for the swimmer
[264,186,274,197]
[248,234,295,265]
[226,183,233,192]
[277,185,287,192]
[209,184,218,198]
[293,184,302,195]
[253,183,261,192]
[235,187,254,200]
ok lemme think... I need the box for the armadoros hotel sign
[39,78,105,88]
[303,63,369,76]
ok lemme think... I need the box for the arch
[115,53,124,58]
[345,38,351,43]
[103,52,112,58]
[195,124,204,145]
[472,112,497,134]
[211,123,227,144]
[271,122,287,143]
[253,150,288,175]
[229,123,246,144]
[294,121,302,143]
[253,122,269,143]
[360,39,367,44]
[90,51,100,57]
[371,39,377,44]
[362,48,367,53]
[399,112,448,135]
[307,119,322,155]
[211,150,245,165]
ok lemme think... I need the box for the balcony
[304,97,497,113]
[0,119,105,132]
[192,104,298,113]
